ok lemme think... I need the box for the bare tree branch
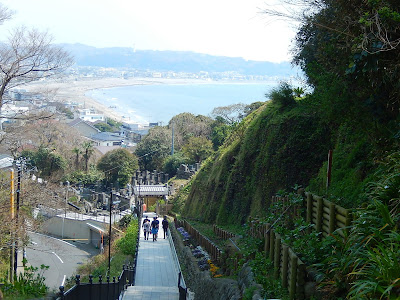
[0,27,74,110]
[0,3,14,25]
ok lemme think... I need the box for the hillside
[182,100,332,224]
[60,43,298,76]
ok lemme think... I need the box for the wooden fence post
[296,262,306,300]
[306,193,313,224]
[269,230,275,261]
[344,209,351,235]
[264,223,271,254]
[316,196,323,233]
[329,202,336,234]
[289,255,298,300]
[274,235,281,279]
[281,245,289,288]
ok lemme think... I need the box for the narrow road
[25,232,98,291]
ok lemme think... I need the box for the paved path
[122,212,180,300]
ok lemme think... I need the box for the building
[91,132,123,147]
[68,119,101,138]
[79,108,105,122]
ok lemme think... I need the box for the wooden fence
[264,224,306,300]
[245,193,353,299]
[213,225,235,239]
[271,195,302,219]
[174,193,352,300]
[246,222,306,300]
[305,192,352,237]
[180,220,223,263]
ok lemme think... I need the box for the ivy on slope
[183,100,331,225]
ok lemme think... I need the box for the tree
[81,141,94,173]
[0,26,73,110]
[168,113,213,149]
[0,3,14,25]
[72,147,81,170]
[162,152,189,177]
[266,82,296,108]
[241,101,265,118]
[211,103,246,125]
[265,0,400,119]
[135,126,172,170]
[182,136,213,164]
[21,146,67,179]
[97,148,138,188]
[211,121,233,150]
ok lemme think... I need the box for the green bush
[1,263,49,299]
[116,220,139,256]
[249,253,289,299]
[266,82,296,108]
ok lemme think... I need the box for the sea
[86,81,279,125]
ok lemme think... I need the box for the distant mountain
[60,43,298,77]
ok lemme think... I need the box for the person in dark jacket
[151,216,159,241]
[162,216,169,239]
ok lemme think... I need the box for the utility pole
[9,168,15,283]
[62,181,69,239]
[171,122,174,155]
[108,191,113,274]
[14,165,21,275]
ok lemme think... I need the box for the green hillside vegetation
[172,1,400,298]
[181,90,341,224]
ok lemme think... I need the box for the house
[0,154,14,170]
[0,104,30,130]
[68,119,101,138]
[79,108,105,122]
[91,132,123,147]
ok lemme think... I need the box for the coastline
[25,77,213,122]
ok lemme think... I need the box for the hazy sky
[0,0,297,63]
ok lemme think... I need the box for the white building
[79,108,105,122]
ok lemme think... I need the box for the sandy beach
[25,77,211,122]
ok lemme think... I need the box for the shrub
[116,220,139,256]
[266,82,296,108]
[1,263,49,298]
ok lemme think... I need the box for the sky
[0,0,297,63]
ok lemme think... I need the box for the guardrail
[167,227,187,300]
[57,267,134,300]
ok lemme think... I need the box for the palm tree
[72,147,81,170]
[81,141,94,173]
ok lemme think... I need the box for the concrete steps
[122,286,179,300]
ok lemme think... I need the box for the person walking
[142,215,150,226]
[143,219,151,240]
[162,216,169,239]
[142,216,150,240]
[151,216,159,241]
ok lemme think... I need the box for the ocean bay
[86,82,276,125]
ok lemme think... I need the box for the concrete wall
[42,216,108,244]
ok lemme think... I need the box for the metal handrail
[167,227,187,290]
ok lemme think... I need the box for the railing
[168,226,187,300]
[57,266,134,300]
[178,271,187,300]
